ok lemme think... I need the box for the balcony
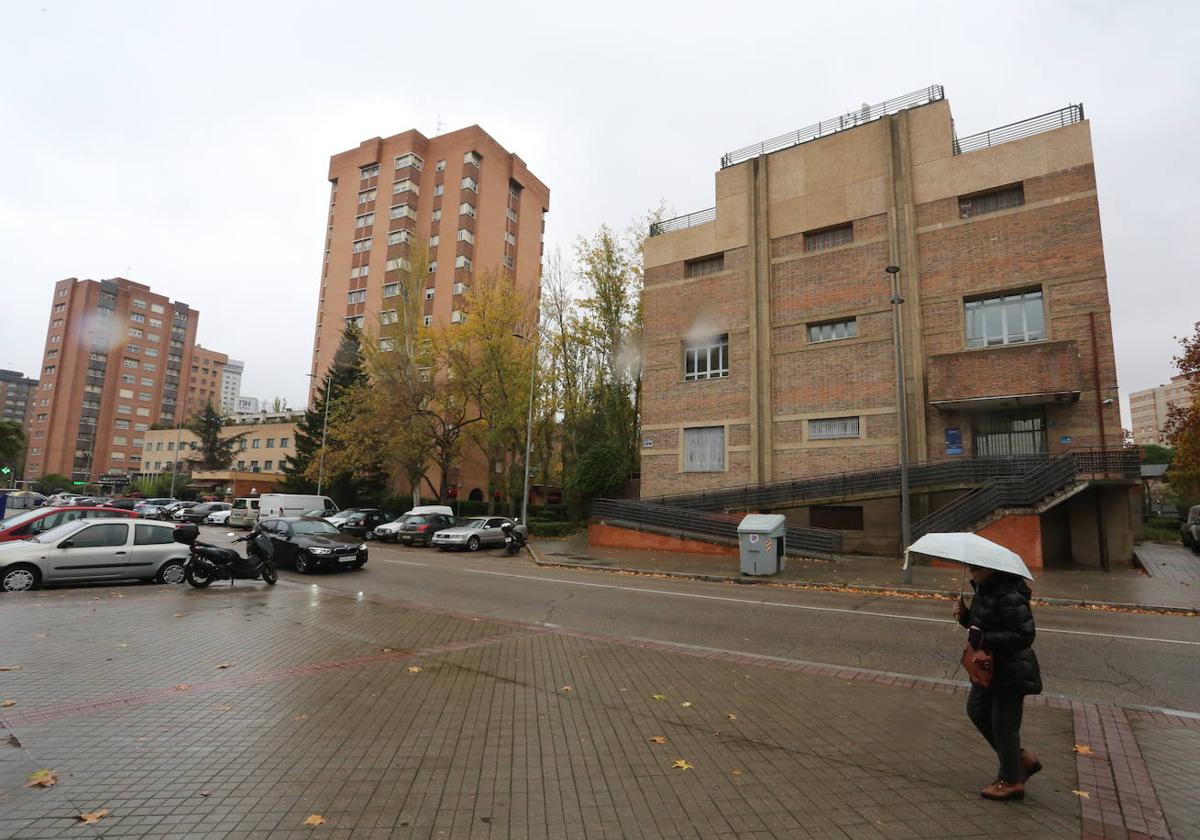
[927,340,1082,411]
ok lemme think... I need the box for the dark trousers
[967,683,1025,783]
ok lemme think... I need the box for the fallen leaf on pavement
[671,759,693,771]
[216,662,233,669]
[304,814,326,826]
[560,685,572,693]
[294,714,308,721]
[78,809,109,825]
[174,684,191,692]
[34,633,48,638]
[726,714,737,720]
[215,704,233,711]
[1072,790,1091,799]
[731,769,743,776]
[1073,744,1093,755]
[380,647,393,653]
[25,769,57,788]
[648,736,667,744]
[1,700,14,708]
[0,666,20,672]
[651,694,666,701]
[116,644,129,648]
[406,666,422,673]
[199,790,213,797]
[134,737,149,742]
[173,612,184,618]
[680,701,692,708]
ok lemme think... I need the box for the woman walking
[955,564,1043,801]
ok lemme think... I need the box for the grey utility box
[738,514,787,576]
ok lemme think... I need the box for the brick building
[641,87,1132,566]
[310,125,549,500]
[139,411,300,490]
[0,369,37,428]
[1129,375,1195,446]
[186,345,229,417]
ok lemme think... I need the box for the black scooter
[173,523,277,588]
[501,520,529,555]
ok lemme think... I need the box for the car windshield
[465,518,487,529]
[2,509,47,528]
[30,520,90,544]
[292,520,339,536]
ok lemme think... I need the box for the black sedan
[179,502,231,524]
[258,517,368,573]
[327,508,392,539]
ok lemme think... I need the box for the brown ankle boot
[1021,749,1042,781]
[981,780,1025,801]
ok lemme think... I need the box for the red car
[0,506,139,543]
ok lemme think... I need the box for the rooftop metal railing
[649,207,717,237]
[719,85,945,169]
[953,104,1084,155]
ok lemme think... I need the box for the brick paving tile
[1133,543,1200,584]
[1132,722,1200,839]
[0,581,1188,838]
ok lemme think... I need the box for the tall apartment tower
[310,125,550,386]
[0,370,37,427]
[1130,375,1195,445]
[221,359,245,414]
[186,345,229,417]
[642,87,1130,566]
[26,278,200,485]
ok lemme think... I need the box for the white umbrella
[904,532,1034,581]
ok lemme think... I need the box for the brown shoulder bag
[961,645,994,688]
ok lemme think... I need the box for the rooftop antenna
[435,115,445,135]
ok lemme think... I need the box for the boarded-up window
[959,184,1024,218]
[808,416,861,440]
[685,253,724,278]
[683,426,725,472]
[809,505,864,531]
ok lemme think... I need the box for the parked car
[374,505,455,543]
[180,502,231,524]
[257,517,367,574]
[378,512,457,546]
[166,501,199,519]
[1181,505,1200,549]
[204,508,232,525]
[256,493,339,521]
[300,507,340,519]
[327,508,392,539]
[431,516,514,552]
[0,506,139,544]
[0,518,190,591]
[228,497,261,529]
[102,498,142,511]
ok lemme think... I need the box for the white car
[431,516,513,551]
[204,509,232,525]
[0,517,190,591]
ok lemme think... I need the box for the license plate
[339,556,357,563]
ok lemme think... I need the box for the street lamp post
[886,265,913,584]
[512,329,538,525]
[167,406,185,499]
[306,372,332,496]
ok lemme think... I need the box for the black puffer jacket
[958,572,1043,695]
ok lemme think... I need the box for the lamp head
[885,265,901,274]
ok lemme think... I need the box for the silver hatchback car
[431,516,513,551]
[0,518,190,592]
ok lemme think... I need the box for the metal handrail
[649,207,717,237]
[720,85,945,169]
[953,104,1084,155]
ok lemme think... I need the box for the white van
[228,497,261,529]
[256,493,339,522]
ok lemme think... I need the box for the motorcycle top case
[173,523,200,545]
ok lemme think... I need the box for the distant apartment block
[186,345,228,417]
[221,358,245,414]
[641,87,1129,567]
[1130,375,1196,445]
[0,369,37,428]
[235,395,260,415]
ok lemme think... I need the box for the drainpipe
[1089,312,1109,572]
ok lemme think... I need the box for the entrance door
[972,409,1048,457]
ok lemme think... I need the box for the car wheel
[1,564,40,593]
[156,560,186,585]
[295,553,310,574]
[467,535,480,552]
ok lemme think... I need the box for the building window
[436,159,446,172]
[804,223,854,252]
[424,288,435,300]
[383,283,400,298]
[252,438,261,449]
[280,437,290,447]
[43,365,56,375]
[685,254,725,278]
[464,151,482,167]
[347,290,367,304]
[684,334,729,381]
[352,238,372,253]
[965,289,1045,348]
[380,309,398,325]
[423,315,433,327]
[959,184,1025,218]
[129,313,145,323]
[450,310,465,324]
[683,427,725,472]
[350,265,369,279]
[129,327,143,338]
[151,303,164,314]
[119,388,134,398]
[355,212,375,229]
[393,179,419,196]
[360,164,379,179]
[386,257,412,272]
[507,207,518,223]
[264,460,273,471]
[457,229,475,244]
[504,231,516,246]
[388,229,411,246]
[429,260,438,273]
[809,416,861,440]
[357,188,377,205]
[394,153,423,171]
[454,255,472,271]
[434,184,444,197]
[390,204,416,221]
[123,359,139,369]
[461,176,478,192]
[459,202,476,218]
[429,234,440,248]
[345,315,364,328]
[807,318,858,343]
[54,303,65,312]
[453,282,467,296]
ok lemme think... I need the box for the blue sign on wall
[945,427,963,456]
[1060,435,1073,445]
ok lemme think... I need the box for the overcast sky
[1,0,1196,426]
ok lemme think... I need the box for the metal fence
[719,85,945,169]
[649,207,717,237]
[953,104,1084,155]
[589,498,842,557]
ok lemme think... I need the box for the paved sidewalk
[532,536,1200,613]
[1,582,1194,839]
[1134,543,1200,584]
